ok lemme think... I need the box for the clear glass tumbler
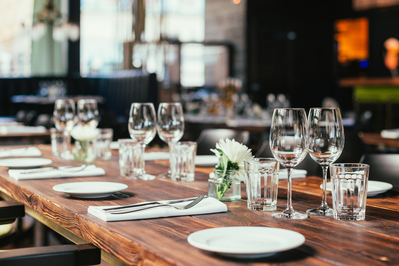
[245,158,280,211]
[330,163,369,221]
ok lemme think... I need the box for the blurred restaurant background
[1,0,399,160]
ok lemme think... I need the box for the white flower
[211,138,254,181]
[70,125,99,141]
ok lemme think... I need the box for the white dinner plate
[195,155,218,167]
[0,158,52,169]
[53,182,128,199]
[187,226,305,258]
[322,180,393,197]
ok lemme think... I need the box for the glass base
[272,211,308,219]
[139,174,156,181]
[158,170,171,179]
[307,206,333,216]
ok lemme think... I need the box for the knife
[102,196,207,212]
[20,165,88,174]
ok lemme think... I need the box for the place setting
[0,158,53,169]
[0,146,42,158]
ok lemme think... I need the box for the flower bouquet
[209,138,254,201]
[70,125,99,162]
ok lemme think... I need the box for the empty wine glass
[269,108,309,219]
[77,99,100,128]
[128,103,157,180]
[157,103,185,178]
[53,99,75,159]
[53,99,75,131]
[307,107,345,216]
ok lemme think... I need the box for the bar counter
[0,145,398,265]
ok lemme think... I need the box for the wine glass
[128,103,157,180]
[157,103,185,177]
[53,99,75,159]
[53,99,75,132]
[77,99,100,128]
[307,107,345,216]
[269,108,309,219]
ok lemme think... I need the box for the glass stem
[285,168,295,214]
[321,165,329,208]
[139,143,146,176]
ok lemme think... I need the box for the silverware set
[103,195,206,214]
[20,164,89,174]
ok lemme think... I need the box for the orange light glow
[335,18,368,63]
[233,0,241,4]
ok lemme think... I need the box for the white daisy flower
[211,138,254,182]
[70,125,99,141]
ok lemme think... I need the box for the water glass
[245,158,280,211]
[118,139,142,179]
[50,128,71,159]
[169,141,197,182]
[94,128,113,160]
[330,163,369,221]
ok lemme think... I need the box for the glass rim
[158,102,182,106]
[309,107,340,110]
[131,102,155,106]
[172,141,197,146]
[330,163,369,168]
[273,108,305,111]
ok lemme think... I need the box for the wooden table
[0,130,50,145]
[359,132,399,148]
[1,145,399,265]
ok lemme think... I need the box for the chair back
[195,129,250,155]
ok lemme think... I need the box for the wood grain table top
[359,132,399,148]
[0,145,398,265]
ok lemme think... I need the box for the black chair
[255,140,321,177]
[195,129,250,155]
[15,110,27,124]
[34,114,54,129]
[0,201,101,266]
[359,154,399,190]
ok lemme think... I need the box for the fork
[107,195,206,215]
[20,165,89,174]
[103,196,205,211]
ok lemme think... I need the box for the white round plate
[322,180,393,197]
[187,226,305,258]
[195,155,218,167]
[53,182,128,199]
[0,158,52,169]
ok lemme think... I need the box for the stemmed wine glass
[53,99,75,159]
[269,108,309,219]
[77,99,100,128]
[307,107,345,216]
[157,103,185,178]
[128,103,157,180]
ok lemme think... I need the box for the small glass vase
[208,169,241,201]
[73,140,95,163]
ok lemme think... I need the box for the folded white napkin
[88,197,227,222]
[143,152,170,161]
[9,165,105,180]
[278,169,307,179]
[381,128,399,139]
[0,126,47,134]
[0,147,42,158]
